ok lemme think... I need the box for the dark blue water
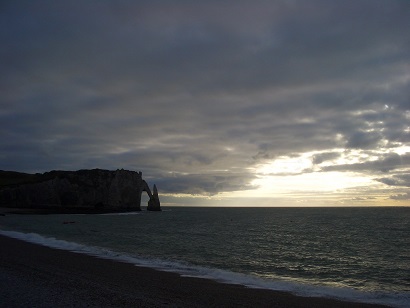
[1,207,409,307]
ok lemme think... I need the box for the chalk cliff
[0,169,161,212]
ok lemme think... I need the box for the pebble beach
[0,235,389,308]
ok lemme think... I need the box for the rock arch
[141,180,153,199]
[0,169,161,212]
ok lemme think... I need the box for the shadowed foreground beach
[0,235,389,308]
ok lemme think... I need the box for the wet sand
[0,235,389,307]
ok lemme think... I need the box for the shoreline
[0,206,143,215]
[0,235,390,307]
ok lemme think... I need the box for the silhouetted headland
[0,169,161,214]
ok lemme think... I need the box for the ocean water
[1,206,409,307]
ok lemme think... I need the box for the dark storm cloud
[377,174,410,188]
[1,0,409,196]
[312,152,341,165]
[345,131,383,149]
[322,153,410,174]
[153,172,258,196]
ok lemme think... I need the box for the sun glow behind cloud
[256,154,313,175]
[252,171,373,195]
[210,145,409,206]
[252,152,374,197]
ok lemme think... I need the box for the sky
[1,1,409,207]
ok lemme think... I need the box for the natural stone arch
[0,169,161,212]
[141,180,153,199]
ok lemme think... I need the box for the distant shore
[0,206,142,215]
[0,235,389,307]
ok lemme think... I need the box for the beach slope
[0,235,388,307]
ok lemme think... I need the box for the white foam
[1,230,408,308]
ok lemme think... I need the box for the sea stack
[147,184,161,211]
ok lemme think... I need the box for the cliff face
[0,169,160,211]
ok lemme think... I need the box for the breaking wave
[1,229,407,308]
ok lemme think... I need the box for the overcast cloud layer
[1,1,409,205]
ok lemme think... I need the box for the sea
[1,206,409,307]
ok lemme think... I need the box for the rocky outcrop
[147,184,161,211]
[0,169,161,212]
